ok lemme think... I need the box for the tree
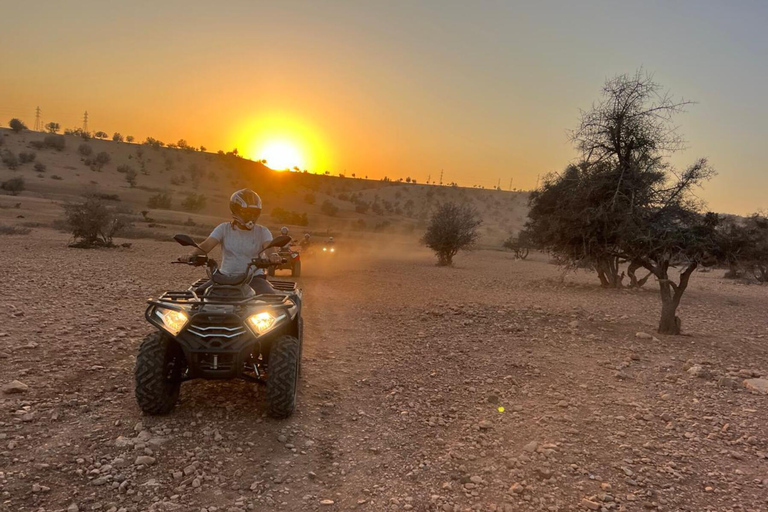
[527,70,725,334]
[181,193,207,212]
[1,176,24,195]
[125,168,138,188]
[320,199,339,216]
[78,143,93,157]
[62,196,129,248]
[91,151,111,171]
[94,131,108,139]
[503,231,531,260]
[45,122,60,134]
[422,202,481,266]
[126,135,134,143]
[9,118,26,133]
[113,132,124,142]
[43,134,66,151]
[1,150,19,170]
[147,192,173,209]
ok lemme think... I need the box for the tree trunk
[627,260,651,288]
[656,262,697,335]
[596,256,623,288]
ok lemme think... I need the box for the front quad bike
[135,234,303,419]
[267,246,301,277]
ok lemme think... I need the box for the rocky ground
[1,229,767,512]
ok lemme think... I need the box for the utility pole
[426,174,431,184]
[82,111,89,132]
[497,178,501,190]
[34,106,41,131]
[508,178,513,191]
[439,169,443,186]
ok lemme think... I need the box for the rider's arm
[190,236,219,256]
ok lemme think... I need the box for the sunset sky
[1,1,766,214]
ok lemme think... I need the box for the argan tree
[45,122,60,134]
[9,118,26,133]
[423,202,481,266]
[526,70,727,334]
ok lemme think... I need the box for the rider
[279,226,292,250]
[300,233,311,248]
[184,189,279,295]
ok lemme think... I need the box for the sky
[1,1,766,214]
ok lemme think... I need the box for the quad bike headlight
[323,247,327,252]
[247,311,285,335]
[330,248,335,252]
[155,307,188,336]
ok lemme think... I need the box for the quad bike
[268,245,301,277]
[134,234,302,419]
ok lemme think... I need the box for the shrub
[0,224,32,235]
[9,118,26,133]
[116,164,133,174]
[78,143,93,156]
[43,134,66,151]
[90,151,111,171]
[126,135,134,143]
[19,152,36,164]
[125,168,138,188]
[271,207,309,226]
[94,131,108,139]
[51,175,63,180]
[355,201,370,214]
[502,232,531,260]
[422,202,481,266]
[92,193,120,201]
[1,150,19,170]
[320,199,339,217]
[1,177,25,196]
[33,162,46,173]
[147,192,172,209]
[112,132,124,142]
[181,193,207,212]
[62,196,130,248]
[29,140,44,149]
[45,122,60,134]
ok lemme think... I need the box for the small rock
[744,378,768,395]
[134,456,156,466]
[478,420,492,430]
[581,498,600,510]
[2,380,29,394]
[522,441,538,453]
[687,365,712,379]
[635,332,653,340]
[320,499,335,506]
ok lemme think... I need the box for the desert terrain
[1,222,767,512]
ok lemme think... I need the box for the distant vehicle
[269,246,301,277]
[322,237,336,254]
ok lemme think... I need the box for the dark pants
[249,275,277,295]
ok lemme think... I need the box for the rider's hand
[268,252,281,264]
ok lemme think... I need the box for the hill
[0,128,529,246]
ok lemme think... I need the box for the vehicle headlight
[330,248,335,252]
[155,307,188,335]
[247,311,285,335]
[323,247,327,251]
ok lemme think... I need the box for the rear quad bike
[134,234,303,419]
[267,246,301,277]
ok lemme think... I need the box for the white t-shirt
[210,222,273,276]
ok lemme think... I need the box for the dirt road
[2,231,767,512]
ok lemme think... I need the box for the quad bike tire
[292,261,301,277]
[135,332,184,415]
[266,335,300,419]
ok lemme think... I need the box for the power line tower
[439,169,443,186]
[497,178,501,190]
[508,178,513,191]
[34,106,42,131]
[82,111,89,132]
[426,174,431,184]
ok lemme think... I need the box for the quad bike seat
[211,271,249,285]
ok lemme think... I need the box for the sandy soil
[1,229,767,512]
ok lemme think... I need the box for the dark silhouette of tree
[9,118,26,133]
[45,122,60,134]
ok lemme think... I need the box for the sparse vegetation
[19,152,36,164]
[34,162,46,173]
[2,176,26,196]
[0,224,32,235]
[78,143,93,156]
[1,150,19,170]
[90,151,111,171]
[181,193,206,212]
[422,202,481,266]
[43,134,66,151]
[45,122,60,134]
[502,232,531,260]
[125,168,138,187]
[61,196,130,248]
[304,192,316,205]
[147,192,173,209]
[112,132,124,142]
[271,207,309,226]
[320,199,339,216]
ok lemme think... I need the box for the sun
[259,141,305,171]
